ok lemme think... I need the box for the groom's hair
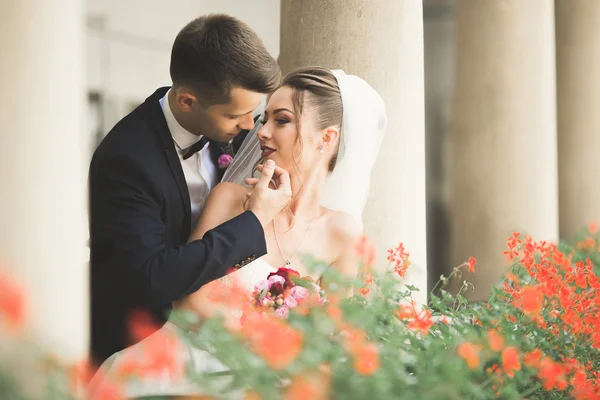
[170,14,280,106]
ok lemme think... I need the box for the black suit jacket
[89,87,266,365]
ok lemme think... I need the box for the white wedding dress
[88,258,281,399]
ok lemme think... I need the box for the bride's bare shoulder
[323,209,363,275]
[324,209,363,244]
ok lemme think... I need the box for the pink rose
[218,154,233,170]
[284,295,298,309]
[274,306,289,318]
[268,275,285,286]
[267,268,300,286]
[290,286,309,302]
[253,279,269,293]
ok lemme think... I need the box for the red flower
[206,273,249,311]
[394,303,417,320]
[457,342,482,369]
[520,286,543,314]
[487,330,504,352]
[538,357,567,391]
[70,359,97,391]
[115,326,184,381]
[326,303,343,323]
[86,368,124,400]
[506,272,520,283]
[387,242,411,278]
[240,311,303,370]
[140,329,184,379]
[356,236,377,266]
[127,309,161,343]
[501,347,521,377]
[270,281,285,295]
[407,309,434,335]
[353,343,380,376]
[575,272,588,289]
[0,271,25,329]
[588,220,599,234]
[467,257,476,273]
[245,391,263,400]
[285,367,330,400]
[358,265,374,297]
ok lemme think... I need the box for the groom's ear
[174,87,198,112]
[321,126,340,150]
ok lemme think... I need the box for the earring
[317,144,324,153]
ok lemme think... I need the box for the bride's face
[257,86,322,173]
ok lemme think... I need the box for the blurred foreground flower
[2,225,600,399]
[0,270,25,329]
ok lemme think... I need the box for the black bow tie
[182,136,209,160]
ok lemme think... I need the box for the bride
[89,67,386,398]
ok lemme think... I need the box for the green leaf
[405,284,420,292]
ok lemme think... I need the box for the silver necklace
[273,216,318,266]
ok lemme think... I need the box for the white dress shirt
[159,90,218,226]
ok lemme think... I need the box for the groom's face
[191,87,264,142]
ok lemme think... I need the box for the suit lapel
[145,87,192,233]
[209,140,237,182]
[143,91,259,220]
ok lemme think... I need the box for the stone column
[556,0,600,239]
[451,0,558,300]
[423,0,455,296]
[280,0,427,303]
[0,0,88,361]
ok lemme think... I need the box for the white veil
[222,70,387,222]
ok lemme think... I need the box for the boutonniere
[215,142,234,171]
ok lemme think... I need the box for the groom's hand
[246,160,292,228]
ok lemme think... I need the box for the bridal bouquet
[252,267,326,318]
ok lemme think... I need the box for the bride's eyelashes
[260,116,290,126]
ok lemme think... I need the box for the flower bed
[1,225,600,399]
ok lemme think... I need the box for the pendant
[285,260,291,266]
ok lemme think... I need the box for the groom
[89,14,284,365]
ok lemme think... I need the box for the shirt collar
[159,89,203,150]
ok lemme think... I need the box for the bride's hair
[281,67,343,173]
